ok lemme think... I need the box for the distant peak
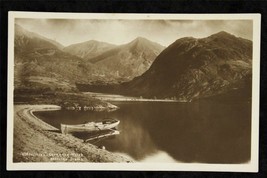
[88,39,104,43]
[15,24,26,31]
[216,31,230,35]
[15,23,21,28]
[133,37,148,42]
[127,37,149,46]
[210,31,235,38]
[87,39,96,42]
[136,36,146,39]
[67,39,116,47]
[81,40,99,44]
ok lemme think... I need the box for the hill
[14,24,94,91]
[85,37,165,81]
[63,40,116,59]
[122,31,252,101]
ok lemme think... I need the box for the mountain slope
[63,40,116,59]
[14,24,96,91]
[86,37,165,80]
[15,24,64,51]
[123,31,252,101]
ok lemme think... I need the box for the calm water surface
[35,100,251,163]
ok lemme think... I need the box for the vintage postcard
[7,12,260,171]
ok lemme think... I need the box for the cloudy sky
[16,19,253,47]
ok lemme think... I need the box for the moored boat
[61,119,120,134]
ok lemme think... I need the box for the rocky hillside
[14,25,164,92]
[15,24,64,51]
[123,31,252,101]
[86,37,165,81]
[63,40,116,59]
[14,24,95,91]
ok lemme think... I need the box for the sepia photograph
[7,12,260,171]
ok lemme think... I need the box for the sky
[16,19,253,47]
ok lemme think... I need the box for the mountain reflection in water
[35,100,251,163]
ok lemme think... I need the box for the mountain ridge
[14,25,166,90]
[15,24,64,50]
[63,40,117,59]
[121,31,252,101]
[84,36,165,81]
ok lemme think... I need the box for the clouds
[15,18,252,47]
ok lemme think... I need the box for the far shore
[84,92,188,102]
[13,104,133,163]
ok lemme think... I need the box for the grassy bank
[13,105,133,162]
[12,89,131,163]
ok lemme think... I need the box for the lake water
[35,100,251,163]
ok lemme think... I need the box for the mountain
[14,24,95,91]
[15,24,64,51]
[63,40,116,59]
[14,25,164,91]
[86,37,165,81]
[123,31,252,101]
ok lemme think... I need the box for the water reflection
[35,100,251,163]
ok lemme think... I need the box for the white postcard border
[7,12,261,172]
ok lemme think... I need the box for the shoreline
[84,92,187,102]
[13,104,133,163]
[97,98,184,102]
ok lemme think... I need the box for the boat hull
[61,120,120,134]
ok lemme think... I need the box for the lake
[35,100,251,163]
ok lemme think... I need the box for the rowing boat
[61,119,120,134]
